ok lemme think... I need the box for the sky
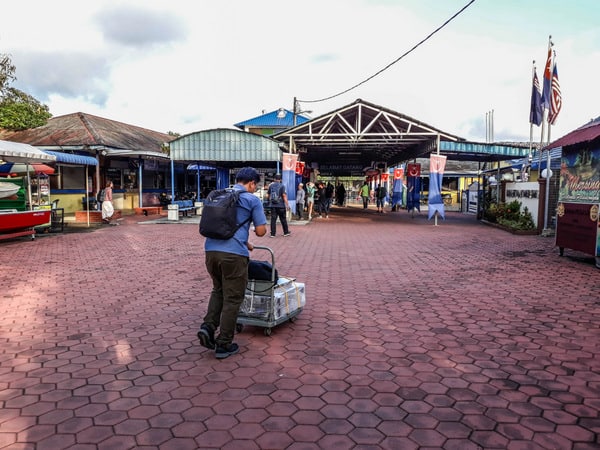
[1,0,599,144]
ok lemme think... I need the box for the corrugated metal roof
[440,141,530,161]
[234,109,309,129]
[545,116,600,149]
[169,128,282,162]
[0,112,173,152]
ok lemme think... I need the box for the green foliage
[485,200,535,231]
[0,54,16,95]
[0,88,52,130]
[0,53,51,131]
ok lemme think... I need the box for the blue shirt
[205,185,267,257]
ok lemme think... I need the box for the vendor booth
[552,118,600,268]
[0,140,57,240]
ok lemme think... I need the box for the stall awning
[42,150,98,165]
[0,140,57,163]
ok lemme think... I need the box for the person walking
[375,183,387,213]
[197,167,267,359]
[101,180,115,224]
[360,181,370,209]
[306,182,316,220]
[296,183,306,220]
[316,181,329,218]
[267,173,290,237]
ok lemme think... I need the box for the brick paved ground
[0,205,599,449]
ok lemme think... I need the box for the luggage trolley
[236,246,305,336]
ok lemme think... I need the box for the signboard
[555,202,599,255]
[558,147,600,203]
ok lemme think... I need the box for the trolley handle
[250,246,276,283]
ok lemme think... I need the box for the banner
[407,163,421,178]
[282,153,298,212]
[428,154,447,220]
[406,176,421,213]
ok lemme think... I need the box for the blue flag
[529,70,543,126]
[406,176,421,213]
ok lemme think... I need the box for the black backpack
[199,188,250,239]
[269,183,283,205]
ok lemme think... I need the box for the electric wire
[297,0,477,105]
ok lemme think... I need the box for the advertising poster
[556,146,600,257]
[558,147,600,203]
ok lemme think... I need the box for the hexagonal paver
[0,210,599,450]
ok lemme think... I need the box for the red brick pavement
[1,206,599,449]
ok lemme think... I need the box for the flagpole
[528,61,535,161]
[538,35,553,176]
[434,134,440,226]
[543,49,555,233]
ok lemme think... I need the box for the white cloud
[2,0,599,143]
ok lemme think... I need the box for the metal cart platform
[236,246,305,336]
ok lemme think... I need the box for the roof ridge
[77,112,102,143]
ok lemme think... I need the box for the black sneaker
[215,343,239,359]
[197,324,215,350]
[283,233,291,237]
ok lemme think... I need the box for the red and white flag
[548,61,562,125]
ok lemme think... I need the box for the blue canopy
[43,150,97,165]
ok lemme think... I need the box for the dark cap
[236,167,260,183]
[274,173,282,180]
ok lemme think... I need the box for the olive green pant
[203,251,248,347]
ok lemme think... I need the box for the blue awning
[43,150,98,166]
[187,164,216,171]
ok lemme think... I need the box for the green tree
[0,53,52,130]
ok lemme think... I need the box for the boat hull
[0,182,20,199]
[0,210,51,233]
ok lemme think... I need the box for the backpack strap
[234,189,252,231]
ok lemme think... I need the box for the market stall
[0,140,56,240]
[552,118,600,268]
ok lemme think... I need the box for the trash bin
[167,203,179,221]
[194,201,203,216]
[50,208,64,232]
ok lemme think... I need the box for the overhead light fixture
[339,152,361,155]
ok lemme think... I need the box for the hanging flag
[427,154,447,220]
[548,62,562,125]
[541,47,553,110]
[529,69,543,126]
[407,163,421,178]
[393,168,404,180]
[406,176,421,213]
[282,153,298,209]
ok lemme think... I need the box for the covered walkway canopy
[274,99,530,176]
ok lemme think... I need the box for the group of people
[359,181,388,212]
[295,180,344,220]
